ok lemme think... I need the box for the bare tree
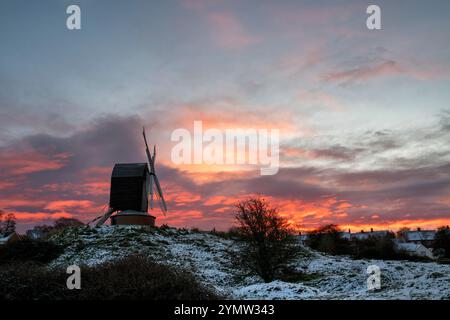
[0,212,16,236]
[0,210,3,235]
[234,197,300,282]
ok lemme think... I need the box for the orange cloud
[167,103,298,132]
[204,195,236,206]
[44,200,94,211]
[338,218,450,233]
[11,211,74,221]
[0,151,70,175]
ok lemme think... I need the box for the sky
[1,0,450,233]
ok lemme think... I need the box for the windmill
[91,128,167,227]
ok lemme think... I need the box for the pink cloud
[207,12,261,49]
[298,91,345,111]
[44,200,94,211]
[0,199,46,208]
[322,60,404,84]
[0,150,70,175]
[181,0,261,49]
[322,60,450,85]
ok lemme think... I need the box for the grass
[0,238,64,265]
[437,258,450,265]
[277,269,322,283]
[0,255,220,300]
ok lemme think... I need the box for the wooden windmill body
[93,128,167,227]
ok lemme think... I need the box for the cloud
[322,60,404,85]
[0,148,70,175]
[44,200,94,211]
[1,111,450,232]
[207,12,261,49]
[182,1,261,50]
[298,91,345,111]
[322,58,450,86]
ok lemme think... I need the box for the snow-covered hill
[50,226,450,300]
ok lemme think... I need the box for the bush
[28,218,85,240]
[234,197,301,282]
[0,262,68,300]
[307,224,351,255]
[0,256,219,300]
[53,218,84,230]
[0,239,64,265]
[210,227,244,240]
[276,267,322,283]
[352,235,397,260]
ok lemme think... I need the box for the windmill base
[110,210,156,226]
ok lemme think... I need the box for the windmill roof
[112,163,148,178]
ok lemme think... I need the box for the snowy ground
[50,226,450,300]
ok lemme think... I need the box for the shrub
[0,239,64,265]
[28,218,85,240]
[0,262,68,300]
[353,235,397,260]
[53,218,84,230]
[0,256,219,300]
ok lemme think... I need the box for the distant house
[341,229,390,241]
[339,231,351,240]
[0,232,19,246]
[297,234,309,244]
[26,229,46,240]
[403,229,436,247]
[394,242,434,259]
[298,228,391,243]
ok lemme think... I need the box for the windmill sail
[143,127,154,209]
[143,127,167,215]
[153,174,167,213]
[148,170,154,209]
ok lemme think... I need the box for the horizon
[1,0,450,234]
